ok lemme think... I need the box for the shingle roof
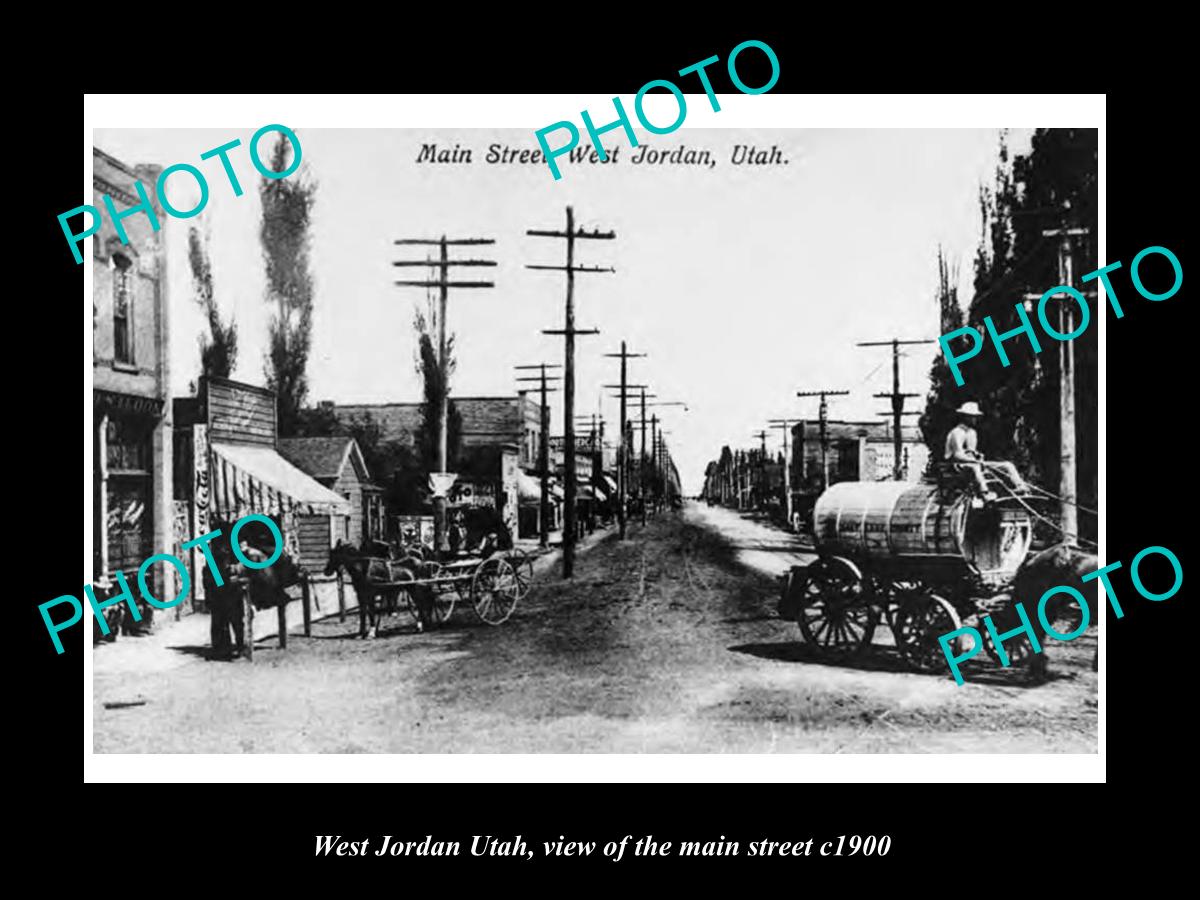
[277,437,355,480]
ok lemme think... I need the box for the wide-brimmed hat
[956,401,983,417]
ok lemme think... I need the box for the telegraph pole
[857,338,934,480]
[607,384,654,526]
[1029,225,1090,546]
[394,235,496,554]
[604,342,646,539]
[515,363,561,548]
[750,429,768,509]
[768,418,798,526]
[526,206,615,578]
[646,400,686,514]
[796,390,850,492]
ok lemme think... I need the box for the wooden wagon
[778,478,1054,676]
[363,547,535,628]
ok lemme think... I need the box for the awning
[210,441,352,519]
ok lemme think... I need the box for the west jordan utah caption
[315,835,533,859]
[414,143,788,170]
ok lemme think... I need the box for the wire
[995,482,1099,551]
[1022,481,1098,516]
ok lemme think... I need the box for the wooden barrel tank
[812,481,1032,588]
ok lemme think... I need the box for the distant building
[332,394,544,475]
[279,436,386,560]
[789,420,930,493]
[91,148,173,598]
[329,396,540,542]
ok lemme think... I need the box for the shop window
[106,416,152,472]
[113,254,134,365]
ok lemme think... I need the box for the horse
[325,541,436,639]
[1008,541,1100,681]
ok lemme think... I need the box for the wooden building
[174,377,350,605]
[278,436,385,563]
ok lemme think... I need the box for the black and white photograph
[86,121,1099,757]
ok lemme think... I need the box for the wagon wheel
[471,557,519,625]
[505,549,535,599]
[981,603,1042,671]
[892,589,966,674]
[796,556,878,658]
[422,562,459,625]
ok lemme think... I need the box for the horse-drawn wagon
[778,476,1060,677]
[327,541,536,638]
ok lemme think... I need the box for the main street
[93,503,1097,754]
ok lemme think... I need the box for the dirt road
[93,503,1097,753]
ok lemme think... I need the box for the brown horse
[1007,541,1100,680]
[325,541,435,638]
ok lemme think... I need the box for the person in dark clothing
[204,529,245,661]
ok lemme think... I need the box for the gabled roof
[278,436,371,483]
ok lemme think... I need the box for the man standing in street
[204,528,245,661]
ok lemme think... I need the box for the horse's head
[325,540,353,577]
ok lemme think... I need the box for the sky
[95,127,1033,493]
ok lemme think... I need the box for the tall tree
[413,299,462,474]
[919,245,963,461]
[926,129,1098,540]
[187,225,238,379]
[259,132,316,437]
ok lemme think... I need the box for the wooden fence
[238,572,349,662]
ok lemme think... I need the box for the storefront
[93,390,169,584]
[174,377,349,606]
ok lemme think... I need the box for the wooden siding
[296,515,332,572]
[206,378,276,447]
[333,465,365,546]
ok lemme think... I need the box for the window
[113,254,133,365]
[106,416,151,472]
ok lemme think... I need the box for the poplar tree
[259,132,316,437]
[924,129,1098,539]
[187,225,238,380]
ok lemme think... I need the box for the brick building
[91,148,174,600]
[789,420,930,493]
[332,394,544,473]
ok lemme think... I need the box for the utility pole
[639,387,650,525]
[650,414,659,510]
[646,400,686,513]
[515,363,561,548]
[768,418,798,526]
[607,384,655,526]
[527,206,615,578]
[750,429,768,509]
[603,342,646,539]
[857,338,934,480]
[796,390,850,492]
[1027,225,1090,546]
[394,235,496,554]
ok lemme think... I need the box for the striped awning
[210,441,351,520]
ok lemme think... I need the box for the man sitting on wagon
[944,401,1027,502]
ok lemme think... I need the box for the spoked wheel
[471,557,519,625]
[981,603,1044,675]
[892,589,965,674]
[796,556,878,658]
[505,550,535,599]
